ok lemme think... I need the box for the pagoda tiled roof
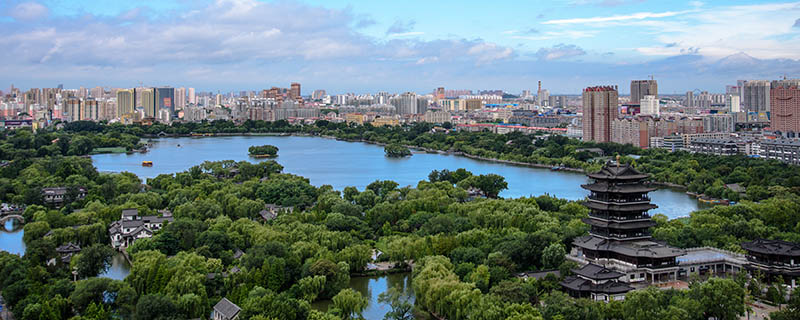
[581,182,656,193]
[587,163,649,181]
[742,239,800,257]
[582,218,657,230]
[584,201,657,212]
[573,235,685,259]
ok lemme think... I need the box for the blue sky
[1,0,800,94]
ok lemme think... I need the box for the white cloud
[10,2,48,20]
[536,44,586,60]
[388,32,424,37]
[467,43,514,64]
[542,10,690,25]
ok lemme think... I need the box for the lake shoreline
[143,132,681,185]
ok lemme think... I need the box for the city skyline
[1,0,800,93]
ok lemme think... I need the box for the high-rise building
[685,91,694,108]
[117,89,135,116]
[155,87,175,115]
[140,88,156,118]
[175,87,186,110]
[743,80,771,112]
[83,98,99,120]
[312,90,326,100]
[290,83,301,99]
[630,80,657,104]
[771,79,800,134]
[582,86,619,143]
[65,97,81,121]
[640,95,659,116]
[726,94,741,113]
[90,86,104,99]
[435,87,445,100]
[188,88,196,105]
[216,94,223,106]
[391,92,418,115]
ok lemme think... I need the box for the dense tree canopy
[0,121,797,320]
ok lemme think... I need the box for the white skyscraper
[726,94,741,113]
[640,95,659,116]
[175,87,186,110]
[188,88,196,105]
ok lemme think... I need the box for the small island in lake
[384,143,412,158]
[248,144,279,158]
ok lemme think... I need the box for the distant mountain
[714,52,760,69]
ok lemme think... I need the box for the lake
[0,220,24,256]
[311,273,414,319]
[92,135,704,219]
[0,219,130,280]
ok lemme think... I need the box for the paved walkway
[741,300,779,320]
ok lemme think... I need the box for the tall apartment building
[117,89,135,116]
[770,79,800,134]
[702,114,735,133]
[639,95,659,116]
[140,88,156,118]
[435,87,445,100]
[743,80,771,112]
[582,86,619,143]
[175,87,186,110]
[312,90,326,100]
[155,87,175,115]
[685,91,694,108]
[630,80,657,104]
[83,98,99,120]
[392,92,418,115]
[726,94,741,113]
[290,83,301,99]
[65,97,81,122]
[188,88,196,105]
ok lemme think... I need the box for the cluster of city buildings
[0,82,577,134]
[4,77,800,164]
[579,78,800,164]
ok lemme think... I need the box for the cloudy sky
[1,0,800,94]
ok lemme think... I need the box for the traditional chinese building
[742,239,800,287]
[569,161,685,283]
[561,263,633,301]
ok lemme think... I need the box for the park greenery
[384,143,412,158]
[248,144,279,157]
[2,121,800,319]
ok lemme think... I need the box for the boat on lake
[142,161,153,167]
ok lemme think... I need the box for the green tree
[541,243,566,269]
[330,288,369,320]
[134,294,179,320]
[72,244,115,278]
[384,143,411,158]
[378,287,413,320]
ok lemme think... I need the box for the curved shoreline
[142,131,689,189]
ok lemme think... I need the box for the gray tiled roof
[573,236,685,258]
[213,298,241,319]
[742,239,800,257]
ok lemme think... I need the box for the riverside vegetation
[1,121,800,319]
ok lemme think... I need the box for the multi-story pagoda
[570,161,684,284]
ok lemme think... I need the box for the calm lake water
[0,219,25,256]
[311,273,414,319]
[99,253,131,280]
[92,135,703,219]
[0,219,129,279]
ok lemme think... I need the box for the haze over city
[2,0,800,93]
